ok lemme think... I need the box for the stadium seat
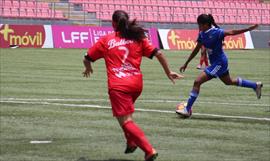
[3,0,268,24]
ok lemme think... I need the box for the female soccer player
[197,45,209,70]
[176,14,262,118]
[83,10,183,161]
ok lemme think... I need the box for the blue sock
[186,90,199,112]
[237,77,257,90]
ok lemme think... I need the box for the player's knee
[193,79,202,87]
[223,80,233,86]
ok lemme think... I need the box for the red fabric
[123,130,137,147]
[204,54,209,66]
[200,46,209,66]
[87,32,156,93]
[109,90,141,117]
[122,121,153,155]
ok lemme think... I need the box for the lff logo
[61,31,88,43]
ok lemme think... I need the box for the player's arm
[155,50,184,84]
[82,38,105,78]
[224,24,258,36]
[180,42,202,73]
[82,54,93,78]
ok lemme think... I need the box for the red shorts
[109,90,141,117]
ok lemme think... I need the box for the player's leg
[219,73,263,99]
[219,71,238,86]
[197,53,204,69]
[117,115,157,160]
[117,115,137,153]
[188,71,212,109]
[203,52,209,67]
[176,71,212,117]
[109,90,157,160]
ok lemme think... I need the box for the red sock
[204,55,209,66]
[123,129,137,147]
[122,121,153,155]
[199,56,204,66]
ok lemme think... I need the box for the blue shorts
[204,59,229,78]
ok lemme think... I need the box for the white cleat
[255,82,263,99]
[176,102,192,118]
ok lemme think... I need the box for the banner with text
[0,24,53,48]
[52,25,159,48]
[158,29,254,50]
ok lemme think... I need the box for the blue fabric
[204,55,228,78]
[197,27,226,65]
[237,77,257,89]
[186,90,199,112]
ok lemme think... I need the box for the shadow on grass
[182,115,269,125]
[77,157,135,161]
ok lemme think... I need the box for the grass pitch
[0,48,269,161]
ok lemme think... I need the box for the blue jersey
[197,27,227,65]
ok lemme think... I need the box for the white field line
[1,100,270,122]
[1,98,269,107]
[30,141,52,144]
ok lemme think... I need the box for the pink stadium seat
[174,14,185,23]
[13,1,20,8]
[27,1,36,8]
[19,8,27,18]
[228,15,236,24]
[20,1,27,7]
[11,8,19,17]
[4,1,12,7]
[186,14,196,23]
[3,8,11,17]
[159,6,165,12]
[108,4,115,11]
[146,6,153,12]
[27,8,35,18]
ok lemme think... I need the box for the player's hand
[180,64,187,73]
[168,71,184,84]
[248,24,258,31]
[82,68,93,78]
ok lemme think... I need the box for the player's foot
[124,144,137,154]
[176,102,192,118]
[145,149,158,161]
[196,65,202,70]
[255,82,263,99]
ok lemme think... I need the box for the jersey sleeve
[141,38,158,59]
[86,37,106,62]
[218,28,225,40]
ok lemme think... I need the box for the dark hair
[112,10,146,41]
[197,14,220,28]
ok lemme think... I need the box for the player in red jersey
[197,46,209,70]
[82,10,183,161]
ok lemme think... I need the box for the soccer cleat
[145,149,158,161]
[255,82,263,99]
[124,144,137,154]
[176,102,192,118]
[196,65,202,70]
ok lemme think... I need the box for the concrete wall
[251,30,270,48]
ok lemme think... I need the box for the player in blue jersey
[176,14,263,118]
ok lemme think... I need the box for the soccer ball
[176,101,187,112]
[175,101,192,118]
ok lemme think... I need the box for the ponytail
[112,10,146,41]
[197,14,220,28]
[208,14,220,28]
[117,16,129,38]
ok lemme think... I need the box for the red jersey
[87,32,157,93]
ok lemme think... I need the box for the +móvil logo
[0,24,45,48]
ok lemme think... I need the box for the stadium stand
[69,0,270,24]
[1,0,66,20]
[1,0,270,25]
